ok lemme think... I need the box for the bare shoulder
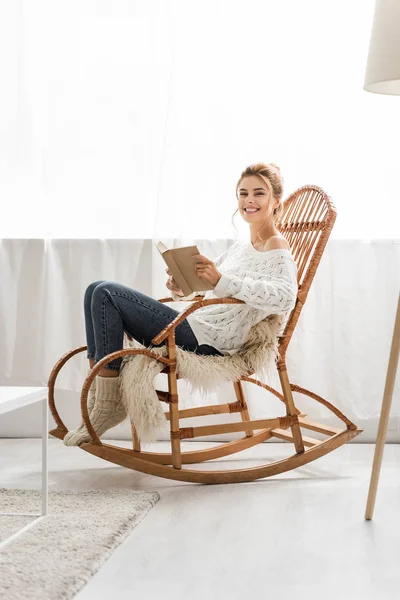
[265,235,291,252]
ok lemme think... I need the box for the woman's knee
[84,280,107,307]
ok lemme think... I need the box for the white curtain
[1,1,400,438]
[1,238,399,424]
[0,0,399,239]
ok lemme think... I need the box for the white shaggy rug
[0,488,160,600]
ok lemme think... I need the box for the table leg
[42,396,48,515]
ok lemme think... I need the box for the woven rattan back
[276,184,336,360]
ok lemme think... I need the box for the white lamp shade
[363,0,400,95]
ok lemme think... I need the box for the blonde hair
[231,162,284,247]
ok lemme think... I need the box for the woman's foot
[63,373,127,446]
[63,369,97,445]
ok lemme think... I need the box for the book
[156,241,214,297]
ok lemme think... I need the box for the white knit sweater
[169,240,298,356]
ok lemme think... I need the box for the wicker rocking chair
[48,184,363,484]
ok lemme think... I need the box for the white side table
[0,386,48,549]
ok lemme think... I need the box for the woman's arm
[212,253,298,314]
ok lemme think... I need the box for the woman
[64,162,298,446]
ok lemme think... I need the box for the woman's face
[238,175,278,224]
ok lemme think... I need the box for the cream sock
[63,368,98,445]
[63,374,127,446]
[86,367,97,417]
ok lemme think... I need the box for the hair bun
[269,162,281,172]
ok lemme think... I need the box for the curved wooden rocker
[48,184,363,484]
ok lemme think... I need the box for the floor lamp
[363,0,400,520]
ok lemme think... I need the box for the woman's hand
[165,253,222,295]
[165,268,184,296]
[194,253,222,287]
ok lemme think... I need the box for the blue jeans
[84,280,223,370]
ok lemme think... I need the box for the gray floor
[1,438,399,600]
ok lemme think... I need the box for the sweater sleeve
[212,252,298,314]
[169,244,234,302]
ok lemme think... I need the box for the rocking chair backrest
[276,184,336,358]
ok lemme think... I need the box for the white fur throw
[118,314,284,442]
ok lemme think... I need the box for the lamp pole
[363,0,400,520]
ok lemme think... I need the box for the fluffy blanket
[118,314,284,442]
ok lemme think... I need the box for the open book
[156,241,214,297]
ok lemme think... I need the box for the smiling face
[238,175,279,224]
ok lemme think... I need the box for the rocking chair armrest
[151,297,246,345]
[157,294,206,304]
